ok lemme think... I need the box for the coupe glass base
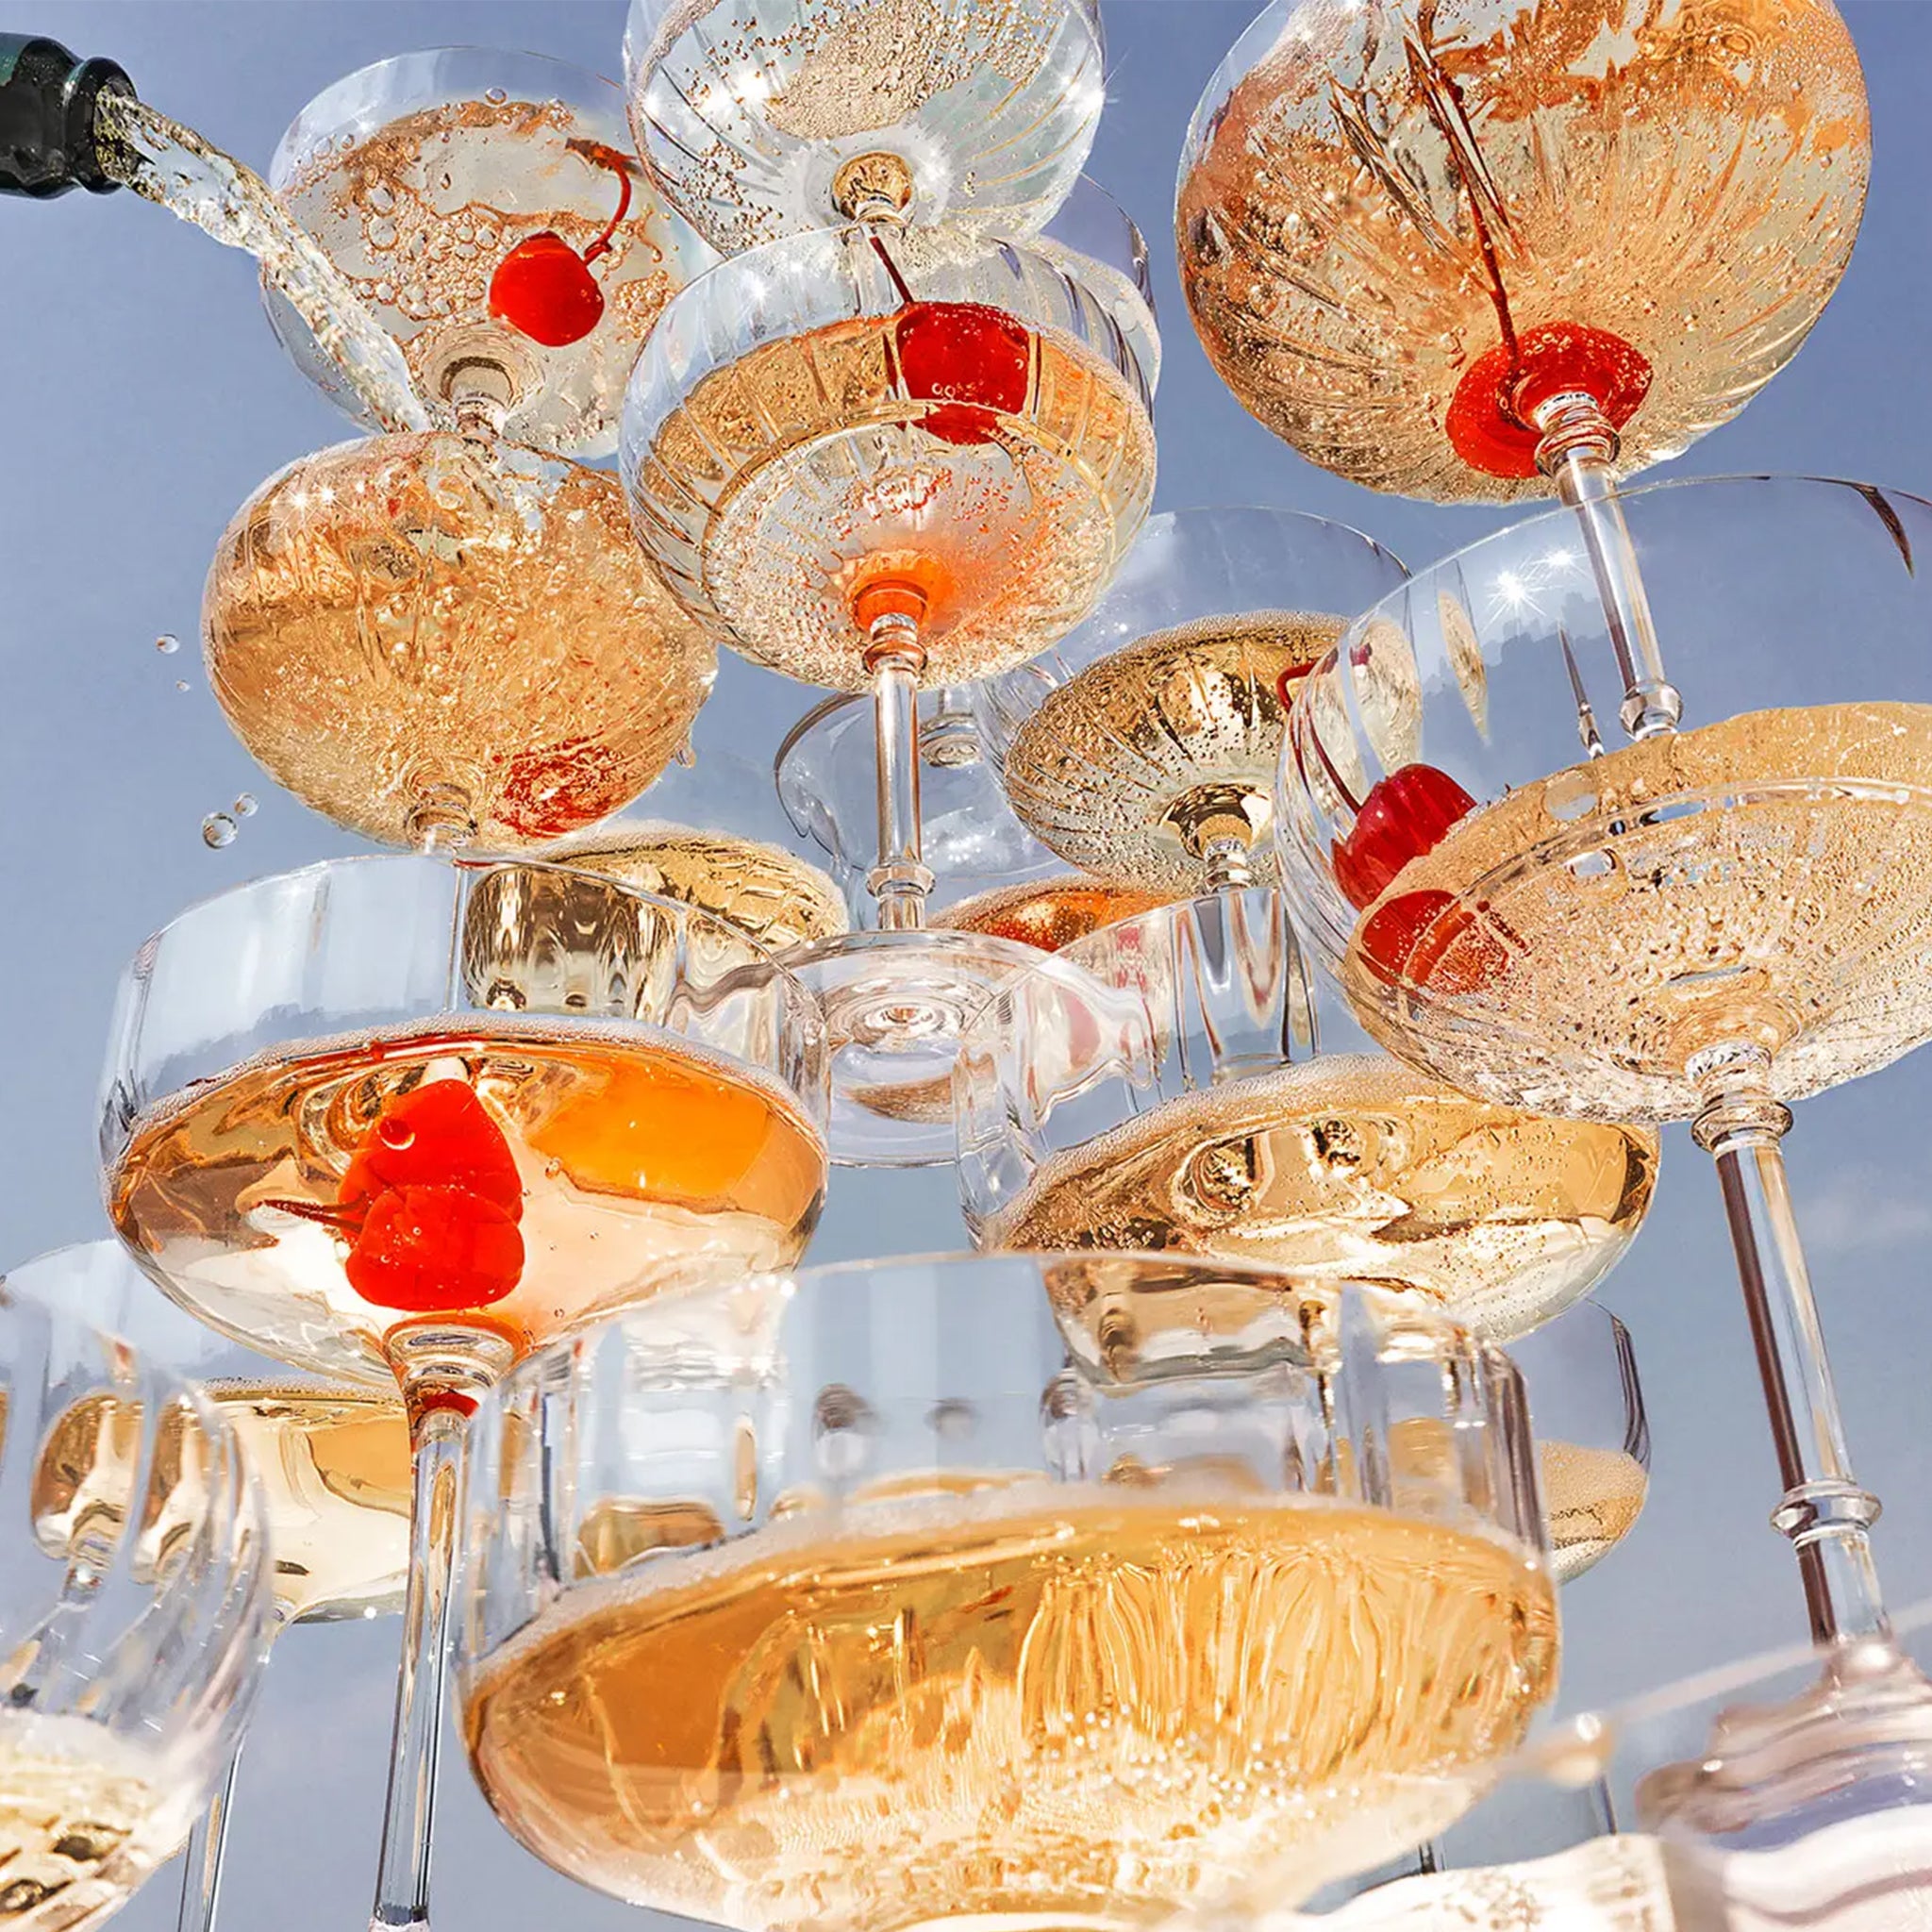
[783,928,1043,1167]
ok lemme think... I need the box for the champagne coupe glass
[0,1280,271,1932]
[1276,473,1932,1825]
[1177,0,1867,742]
[267,49,715,458]
[621,182,1158,1164]
[957,887,1657,1341]
[459,1252,1559,1924]
[1177,0,1868,505]
[543,819,850,953]
[981,507,1409,896]
[201,431,717,854]
[624,0,1106,256]
[101,854,829,1932]
[7,1241,410,1932]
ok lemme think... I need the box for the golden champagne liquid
[204,433,715,850]
[0,1714,196,1932]
[203,1384,411,1623]
[1177,0,1867,503]
[109,1024,825,1388]
[937,875,1170,952]
[463,1490,1557,1926]
[544,823,848,952]
[279,93,692,452]
[1006,613,1345,891]
[991,1052,1657,1340]
[1540,1441,1647,1585]
[1342,704,1932,1122]
[635,309,1156,691]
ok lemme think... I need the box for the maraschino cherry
[272,1078,526,1316]
[1446,321,1653,480]
[1305,724,1505,993]
[873,237,1031,447]
[488,142,633,351]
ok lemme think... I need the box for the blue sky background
[6,2,1932,1924]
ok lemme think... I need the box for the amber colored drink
[1541,1441,1647,1585]
[109,1025,826,1388]
[463,1489,1557,1927]
[991,1051,1657,1340]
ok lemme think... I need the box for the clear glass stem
[1534,393,1680,740]
[1692,1060,1889,1646]
[866,622,932,931]
[175,1732,248,1932]
[368,1401,467,1932]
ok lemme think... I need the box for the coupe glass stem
[1692,1053,1889,1647]
[865,619,933,930]
[175,1596,290,1932]
[1534,394,1680,741]
[175,1732,247,1932]
[369,1397,469,1932]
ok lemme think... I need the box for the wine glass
[0,1278,271,1932]
[6,1240,410,1932]
[623,0,1106,255]
[1177,0,1869,507]
[201,431,716,853]
[101,854,829,1932]
[266,49,715,458]
[542,818,850,953]
[1275,473,1932,1826]
[620,182,1158,1164]
[979,506,1409,894]
[459,1251,1558,1923]
[957,885,1657,1341]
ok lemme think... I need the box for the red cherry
[1445,323,1653,480]
[344,1184,525,1315]
[339,1079,524,1223]
[1357,889,1509,995]
[497,736,630,842]
[1332,763,1478,912]
[895,301,1032,447]
[489,231,608,349]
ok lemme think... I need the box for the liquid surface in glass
[463,1487,1557,1927]
[109,1024,826,1386]
[634,310,1155,691]
[1341,704,1932,1121]
[990,1051,1657,1340]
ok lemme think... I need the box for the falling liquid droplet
[233,792,258,818]
[175,679,191,693]
[201,813,237,849]
[155,634,179,655]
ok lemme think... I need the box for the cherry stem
[575,141,634,267]
[1304,712,1364,819]
[869,233,918,310]
[1410,35,1534,428]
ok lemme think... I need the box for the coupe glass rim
[1339,472,1932,632]
[272,46,625,186]
[115,851,806,989]
[1135,500,1409,576]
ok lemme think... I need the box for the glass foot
[784,929,1044,1167]
[1637,1637,1932,1847]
